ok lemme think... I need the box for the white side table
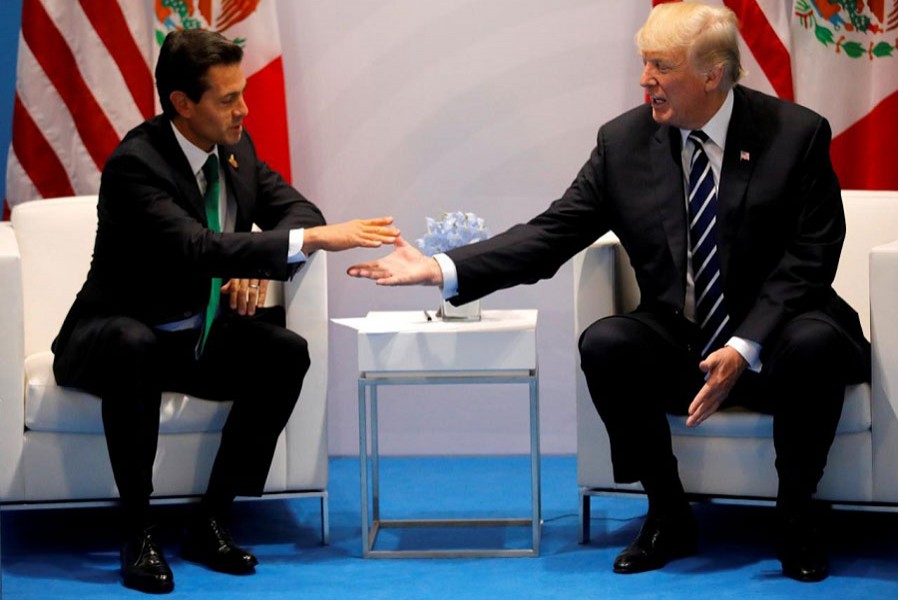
[336,309,541,558]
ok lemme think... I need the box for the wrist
[301,226,321,254]
[429,257,444,287]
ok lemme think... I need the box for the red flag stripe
[78,0,154,120]
[831,90,898,191]
[21,0,121,171]
[723,0,794,101]
[243,56,292,184]
[11,94,76,200]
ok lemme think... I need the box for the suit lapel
[717,86,760,280]
[151,118,207,222]
[651,124,689,292]
[219,145,253,230]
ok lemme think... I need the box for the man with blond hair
[348,2,868,582]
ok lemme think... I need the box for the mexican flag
[654,0,898,190]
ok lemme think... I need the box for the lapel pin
[740,150,750,162]
[228,153,238,169]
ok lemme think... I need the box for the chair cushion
[668,383,871,438]
[24,351,231,434]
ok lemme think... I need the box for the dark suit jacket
[54,115,326,353]
[447,85,868,360]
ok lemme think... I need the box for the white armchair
[573,190,898,542]
[0,197,329,540]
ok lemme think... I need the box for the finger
[366,225,400,236]
[347,263,382,275]
[686,407,708,428]
[350,267,390,280]
[363,232,400,244]
[361,216,394,226]
[246,279,261,315]
[225,280,241,310]
[255,280,268,307]
[235,279,251,315]
[686,386,710,427]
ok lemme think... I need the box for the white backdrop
[276,0,646,456]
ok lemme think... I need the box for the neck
[171,117,214,153]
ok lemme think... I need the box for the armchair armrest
[281,251,329,490]
[573,233,638,491]
[573,233,620,336]
[870,240,897,503]
[0,224,26,499]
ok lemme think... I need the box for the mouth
[648,95,666,107]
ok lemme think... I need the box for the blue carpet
[0,456,896,599]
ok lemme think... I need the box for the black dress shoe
[613,512,698,574]
[777,516,829,582]
[121,528,174,594]
[181,517,258,575]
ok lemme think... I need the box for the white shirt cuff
[288,228,307,264]
[726,336,762,372]
[433,253,458,300]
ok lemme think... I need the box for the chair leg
[319,493,330,546]
[579,489,591,544]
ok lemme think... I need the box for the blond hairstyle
[635,2,746,89]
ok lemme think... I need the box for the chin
[650,107,673,125]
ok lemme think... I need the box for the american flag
[4,0,293,219]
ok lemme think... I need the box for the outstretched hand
[346,236,443,286]
[303,217,399,253]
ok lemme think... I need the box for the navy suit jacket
[54,115,326,352]
[447,85,868,361]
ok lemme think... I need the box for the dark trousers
[578,309,867,512]
[53,307,310,530]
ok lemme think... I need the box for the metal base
[359,371,541,558]
[364,518,539,558]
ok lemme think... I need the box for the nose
[236,94,249,119]
[640,64,656,89]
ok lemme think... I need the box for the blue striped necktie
[687,130,729,356]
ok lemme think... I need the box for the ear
[169,91,193,119]
[704,64,725,92]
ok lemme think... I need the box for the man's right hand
[303,217,399,253]
[346,236,443,286]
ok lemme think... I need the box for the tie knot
[202,154,219,185]
[688,130,709,147]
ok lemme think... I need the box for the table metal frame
[358,369,541,558]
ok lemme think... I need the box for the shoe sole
[613,545,698,574]
[181,550,257,575]
[122,578,175,594]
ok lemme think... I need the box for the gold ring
[249,284,259,289]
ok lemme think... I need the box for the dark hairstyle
[155,29,244,119]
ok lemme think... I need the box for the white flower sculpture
[416,211,490,256]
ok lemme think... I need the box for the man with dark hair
[348,2,868,583]
[53,29,398,594]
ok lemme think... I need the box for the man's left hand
[222,279,269,316]
[686,346,748,427]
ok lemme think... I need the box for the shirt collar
[679,88,734,150]
[169,120,218,178]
